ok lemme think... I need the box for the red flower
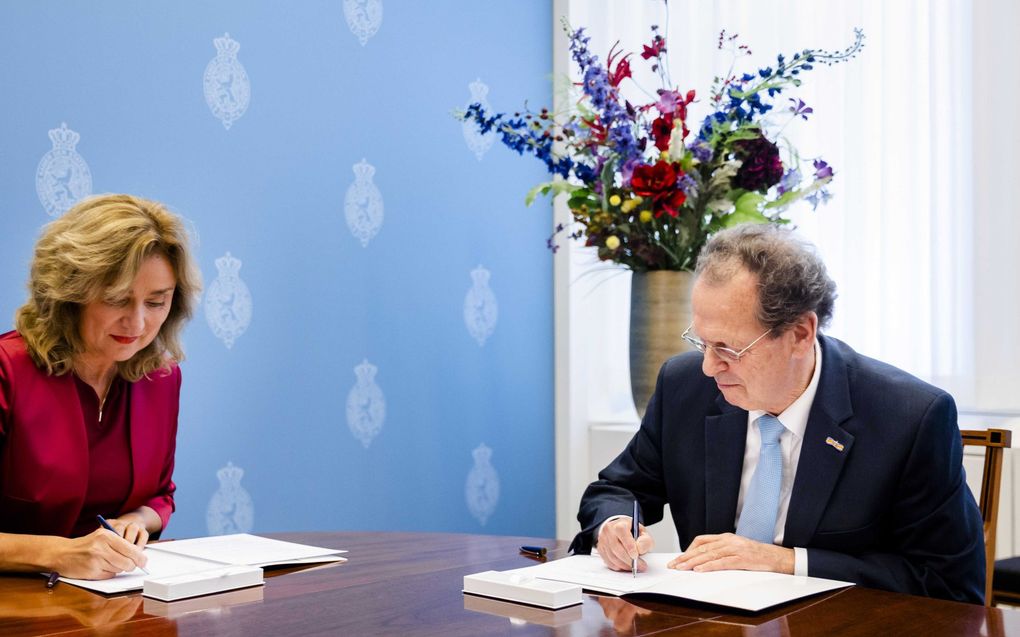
[654,89,696,145]
[732,134,783,192]
[631,160,687,218]
[641,35,667,60]
[607,42,633,88]
[651,115,674,152]
[581,117,607,146]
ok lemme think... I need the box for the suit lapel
[704,395,747,534]
[784,337,855,547]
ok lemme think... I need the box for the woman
[0,194,200,579]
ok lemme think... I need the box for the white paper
[60,550,224,594]
[58,533,347,595]
[509,554,853,612]
[148,533,347,567]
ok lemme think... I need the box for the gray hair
[695,223,836,331]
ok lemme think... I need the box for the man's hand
[667,533,794,574]
[596,517,655,572]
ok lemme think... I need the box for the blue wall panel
[0,1,554,538]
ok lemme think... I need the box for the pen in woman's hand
[46,571,60,589]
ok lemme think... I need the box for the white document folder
[58,533,347,599]
[509,553,853,612]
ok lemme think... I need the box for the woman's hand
[47,529,148,580]
[104,514,150,547]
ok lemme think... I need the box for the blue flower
[777,168,802,195]
[805,188,833,210]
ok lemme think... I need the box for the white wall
[554,0,1020,542]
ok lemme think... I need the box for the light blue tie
[735,414,785,544]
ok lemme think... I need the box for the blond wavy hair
[15,194,202,381]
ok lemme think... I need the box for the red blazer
[0,331,179,537]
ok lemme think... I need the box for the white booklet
[509,553,852,612]
[59,533,347,596]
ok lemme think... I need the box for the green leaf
[735,191,765,214]
[724,208,771,227]
[566,189,600,213]
[723,192,770,226]
[524,180,580,206]
[764,189,800,210]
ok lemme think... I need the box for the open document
[508,553,852,612]
[59,533,347,596]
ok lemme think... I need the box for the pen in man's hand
[632,499,639,578]
[96,514,150,575]
[46,571,60,589]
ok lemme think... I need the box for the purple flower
[677,173,698,198]
[656,89,681,114]
[788,98,813,120]
[620,157,642,186]
[690,141,713,163]
[813,159,833,180]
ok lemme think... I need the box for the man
[570,224,985,604]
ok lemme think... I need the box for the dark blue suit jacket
[570,335,986,604]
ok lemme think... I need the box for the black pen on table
[96,514,150,575]
[632,499,639,578]
[519,545,547,558]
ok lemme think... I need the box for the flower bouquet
[462,18,864,272]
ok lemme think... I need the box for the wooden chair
[960,428,1012,606]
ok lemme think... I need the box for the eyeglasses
[681,323,772,362]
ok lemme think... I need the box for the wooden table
[1,531,1019,636]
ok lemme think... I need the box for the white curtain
[561,0,976,423]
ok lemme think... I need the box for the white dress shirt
[737,339,822,576]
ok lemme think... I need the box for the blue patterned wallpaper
[0,1,554,537]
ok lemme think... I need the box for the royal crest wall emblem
[464,265,498,346]
[206,461,255,535]
[36,123,92,217]
[343,0,382,46]
[205,252,253,349]
[346,359,386,448]
[466,443,500,526]
[344,159,384,247]
[203,33,251,130]
[462,79,495,160]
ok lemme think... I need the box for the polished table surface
[2,531,1020,636]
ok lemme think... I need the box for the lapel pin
[825,436,845,452]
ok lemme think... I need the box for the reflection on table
[1,531,1019,636]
